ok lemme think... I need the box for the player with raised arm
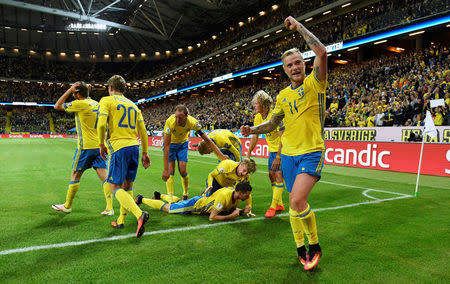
[197,129,243,162]
[162,105,228,202]
[246,90,285,218]
[241,16,328,270]
[51,82,114,216]
[135,181,253,221]
[97,75,151,238]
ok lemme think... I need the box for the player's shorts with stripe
[268,152,282,172]
[72,148,106,172]
[281,151,324,192]
[168,196,202,214]
[168,141,189,162]
[107,145,139,185]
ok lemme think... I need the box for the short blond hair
[281,48,303,63]
[242,157,257,174]
[197,140,210,155]
[175,104,189,115]
[107,75,126,93]
[252,90,273,110]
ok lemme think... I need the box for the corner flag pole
[415,110,438,197]
[414,133,425,197]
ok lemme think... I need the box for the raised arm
[54,83,78,110]
[241,114,284,136]
[285,16,327,82]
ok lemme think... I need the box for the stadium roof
[0,0,274,55]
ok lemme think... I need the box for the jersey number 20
[117,104,137,129]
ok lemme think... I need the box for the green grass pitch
[0,139,449,283]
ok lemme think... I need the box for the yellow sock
[289,208,305,247]
[181,173,189,196]
[296,204,319,245]
[114,188,142,219]
[161,193,180,203]
[103,180,113,211]
[117,189,133,225]
[165,174,175,202]
[142,198,165,210]
[270,182,284,209]
[64,181,80,209]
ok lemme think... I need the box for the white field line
[0,192,412,256]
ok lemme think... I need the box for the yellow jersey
[98,94,144,153]
[254,109,281,153]
[273,70,327,156]
[192,187,241,215]
[163,114,202,144]
[63,98,100,150]
[208,129,242,161]
[207,159,249,188]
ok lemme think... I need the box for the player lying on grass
[134,181,253,221]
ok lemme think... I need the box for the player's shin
[64,181,80,209]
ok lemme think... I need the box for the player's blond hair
[175,104,189,115]
[281,48,303,63]
[197,140,209,155]
[242,157,257,173]
[252,90,273,110]
[107,75,126,93]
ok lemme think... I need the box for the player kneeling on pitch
[134,181,252,221]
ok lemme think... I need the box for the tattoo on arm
[252,114,284,134]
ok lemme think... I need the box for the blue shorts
[72,148,106,172]
[168,196,202,214]
[268,152,282,172]
[107,145,139,185]
[281,151,324,193]
[168,141,189,162]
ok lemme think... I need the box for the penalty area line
[0,194,412,256]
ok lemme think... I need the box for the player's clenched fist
[284,16,300,31]
[240,125,252,137]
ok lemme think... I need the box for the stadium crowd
[0,0,446,87]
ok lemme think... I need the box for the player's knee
[289,195,308,211]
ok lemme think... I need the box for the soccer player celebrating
[204,158,256,216]
[51,82,114,216]
[197,129,242,161]
[162,105,227,202]
[135,181,253,221]
[246,90,285,218]
[241,16,328,270]
[97,75,151,238]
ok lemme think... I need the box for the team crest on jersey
[297,87,305,99]
[216,203,223,210]
[196,122,201,128]
[218,167,225,173]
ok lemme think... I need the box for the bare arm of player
[285,16,327,82]
[246,134,258,158]
[97,114,108,160]
[137,120,151,169]
[162,134,171,181]
[241,114,284,136]
[209,207,242,221]
[54,82,79,110]
[200,133,229,160]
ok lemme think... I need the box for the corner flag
[424,110,437,138]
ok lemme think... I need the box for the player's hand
[142,152,151,169]
[162,169,170,181]
[202,186,213,196]
[220,154,230,160]
[271,156,281,171]
[99,144,108,160]
[70,82,80,92]
[240,125,252,137]
[244,205,255,217]
[284,16,300,31]
[233,208,242,218]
